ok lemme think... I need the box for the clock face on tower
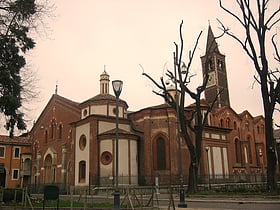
[206,71,216,87]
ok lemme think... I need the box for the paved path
[156,194,280,209]
[33,193,280,209]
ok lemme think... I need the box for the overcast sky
[14,0,280,133]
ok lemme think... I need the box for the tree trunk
[262,83,277,192]
[264,110,277,192]
[187,160,199,193]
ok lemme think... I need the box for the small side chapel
[72,70,139,187]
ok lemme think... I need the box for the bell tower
[201,25,230,109]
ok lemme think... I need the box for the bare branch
[272,34,280,62]
[265,5,280,30]
[219,0,246,28]
[142,72,164,91]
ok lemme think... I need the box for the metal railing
[26,173,278,195]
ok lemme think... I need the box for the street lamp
[205,147,211,190]
[112,80,123,210]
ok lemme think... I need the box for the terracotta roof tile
[0,135,31,145]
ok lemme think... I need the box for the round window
[101,151,113,165]
[79,135,86,150]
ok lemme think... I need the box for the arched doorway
[44,154,53,183]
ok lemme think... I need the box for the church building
[29,25,267,191]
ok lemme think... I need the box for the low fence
[98,173,268,186]
[0,187,34,209]
[27,173,275,195]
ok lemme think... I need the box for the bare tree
[218,0,280,192]
[143,21,220,193]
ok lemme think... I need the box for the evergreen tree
[0,0,37,137]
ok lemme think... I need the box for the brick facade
[29,94,80,190]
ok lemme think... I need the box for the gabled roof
[239,110,254,120]
[31,94,80,132]
[212,105,241,120]
[253,115,265,124]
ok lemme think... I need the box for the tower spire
[205,24,220,55]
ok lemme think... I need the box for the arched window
[45,130,48,144]
[220,119,224,127]
[234,138,241,163]
[58,123,63,139]
[260,124,264,134]
[244,146,248,163]
[247,136,253,164]
[23,158,31,172]
[206,59,213,70]
[79,161,86,183]
[245,121,249,131]
[226,118,230,128]
[156,137,166,170]
[233,121,237,130]
[51,119,56,140]
[217,59,224,70]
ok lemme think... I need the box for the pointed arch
[44,154,53,183]
[51,119,56,140]
[157,137,166,170]
[220,118,224,127]
[247,135,253,164]
[234,138,241,163]
[226,117,230,128]
[58,123,63,139]
[79,160,86,183]
[152,133,169,171]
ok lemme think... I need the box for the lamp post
[205,147,211,190]
[112,80,123,210]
